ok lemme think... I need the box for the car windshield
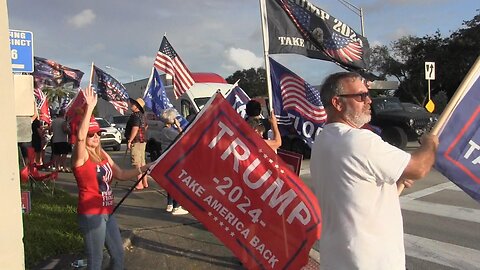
[112,115,129,124]
[96,118,111,128]
[373,98,404,112]
[195,97,210,110]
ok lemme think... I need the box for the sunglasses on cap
[337,92,370,102]
[87,131,103,138]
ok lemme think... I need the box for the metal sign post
[425,62,436,113]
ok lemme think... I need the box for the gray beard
[345,106,371,128]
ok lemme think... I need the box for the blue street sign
[9,29,34,73]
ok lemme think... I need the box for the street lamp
[336,0,365,37]
[105,65,134,82]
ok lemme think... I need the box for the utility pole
[337,0,365,37]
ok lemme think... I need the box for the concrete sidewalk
[34,171,319,270]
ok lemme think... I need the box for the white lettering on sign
[178,170,205,197]
[464,140,480,164]
[9,31,32,47]
[249,235,279,268]
[288,112,323,138]
[208,121,312,225]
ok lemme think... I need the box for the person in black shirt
[125,98,148,189]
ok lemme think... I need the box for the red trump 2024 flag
[149,93,322,270]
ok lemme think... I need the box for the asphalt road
[102,141,480,270]
[298,142,480,270]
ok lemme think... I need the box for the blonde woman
[72,86,150,270]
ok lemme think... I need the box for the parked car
[111,115,129,143]
[370,97,437,149]
[95,117,122,151]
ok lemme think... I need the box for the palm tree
[42,82,78,113]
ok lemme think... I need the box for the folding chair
[19,147,58,195]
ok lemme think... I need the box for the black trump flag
[266,0,370,71]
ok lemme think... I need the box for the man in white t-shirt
[310,72,438,270]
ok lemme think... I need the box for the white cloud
[133,55,154,70]
[68,9,96,28]
[224,48,263,70]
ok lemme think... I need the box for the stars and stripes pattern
[33,87,52,124]
[91,65,130,115]
[278,74,326,123]
[324,32,362,62]
[33,57,84,88]
[33,87,47,110]
[154,36,195,98]
[59,94,72,112]
[270,57,326,146]
[276,0,367,68]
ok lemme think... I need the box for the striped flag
[154,36,195,98]
[265,0,370,70]
[270,57,326,146]
[91,65,130,115]
[64,89,86,144]
[33,87,51,124]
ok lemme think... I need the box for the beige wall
[0,0,26,269]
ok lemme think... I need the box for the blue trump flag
[143,68,188,129]
[269,57,327,146]
[225,85,251,118]
[435,57,480,204]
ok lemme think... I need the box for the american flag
[33,57,84,88]
[278,0,366,67]
[270,57,326,146]
[324,32,362,63]
[279,75,326,123]
[33,87,52,124]
[59,94,72,112]
[154,36,195,98]
[91,65,130,115]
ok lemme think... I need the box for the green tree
[41,82,76,111]
[225,67,267,97]
[368,10,480,113]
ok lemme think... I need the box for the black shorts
[52,142,72,155]
[32,137,42,153]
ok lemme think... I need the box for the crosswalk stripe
[401,199,480,223]
[400,182,455,202]
[405,234,480,270]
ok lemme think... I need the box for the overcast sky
[6,0,479,87]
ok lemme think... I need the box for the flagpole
[431,55,480,135]
[89,62,95,88]
[259,0,273,113]
[142,67,155,98]
[224,79,240,97]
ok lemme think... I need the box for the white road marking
[400,182,455,202]
[405,233,480,270]
[401,199,480,223]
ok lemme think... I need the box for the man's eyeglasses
[87,132,103,138]
[337,92,370,102]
